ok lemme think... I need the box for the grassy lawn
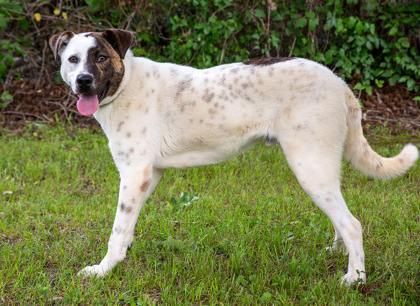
[0,124,419,304]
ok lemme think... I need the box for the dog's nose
[76,74,93,89]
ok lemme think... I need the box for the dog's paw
[340,271,366,286]
[326,240,348,255]
[326,245,348,255]
[78,265,108,278]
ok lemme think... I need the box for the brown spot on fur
[208,108,217,114]
[120,202,126,211]
[140,179,151,192]
[141,127,147,134]
[203,90,215,103]
[126,132,131,137]
[117,121,124,132]
[176,77,193,98]
[325,197,333,202]
[244,57,295,66]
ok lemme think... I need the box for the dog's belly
[154,135,260,169]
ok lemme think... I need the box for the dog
[49,29,418,285]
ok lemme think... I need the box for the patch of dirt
[349,75,419,135]
[1,76,419,135]
[1,78,99,132]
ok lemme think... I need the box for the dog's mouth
[98,82,110,101]
[76,82,109,116]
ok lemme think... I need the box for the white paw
[78,264,109,278]
[326,241,348,254]
[340,271,366,286]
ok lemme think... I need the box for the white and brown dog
[50,29,418,285]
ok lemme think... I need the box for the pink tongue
[77,95,99,116]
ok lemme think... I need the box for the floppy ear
[49,31,75,60]
[102,29,133,59]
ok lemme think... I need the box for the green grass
[0,124,419,304]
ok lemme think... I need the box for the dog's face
[49,29,133,115]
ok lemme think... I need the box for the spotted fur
[50,29,418,285]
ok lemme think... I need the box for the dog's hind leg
[78,166,165,277]
[280,138,365,285]
[327,224,347,254]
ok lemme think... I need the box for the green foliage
[0,0,419,93]
[320,0,420,93]
[166,192,199,212]
[0,39,26,83]
[0,90,13,107]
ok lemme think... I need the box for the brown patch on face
[244,57,295,66]
[82,32,126,100]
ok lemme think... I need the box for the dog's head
[49,29,133,116]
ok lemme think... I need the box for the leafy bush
[0,0,419,94]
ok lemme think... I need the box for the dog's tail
[343,87,418,180]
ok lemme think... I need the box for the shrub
[0,0,419,94]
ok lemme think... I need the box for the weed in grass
[0,124,419,303]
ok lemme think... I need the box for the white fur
[58,32,418,285]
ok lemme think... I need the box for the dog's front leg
[79,165,164,277]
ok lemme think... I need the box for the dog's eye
[68,56,78,63]
[97,55,108,63]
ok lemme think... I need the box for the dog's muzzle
[76,74,94,93]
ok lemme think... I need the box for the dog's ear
[102,29,133,59]
[49,31,75,60]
